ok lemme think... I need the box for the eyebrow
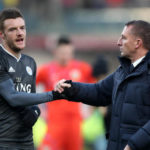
[8,25,25,30]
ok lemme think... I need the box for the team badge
[26,66,33,76]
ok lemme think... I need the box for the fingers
[54,79,71,93]
[54,79,65,93]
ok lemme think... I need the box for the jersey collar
[0,44,22,62]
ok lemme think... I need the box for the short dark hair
[57,36,72,46]
[126,20,150,50]
[0,8,24,31]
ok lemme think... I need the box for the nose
[117,37,122,47]
[16,28,24,36]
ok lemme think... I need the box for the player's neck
[2,43,21,59]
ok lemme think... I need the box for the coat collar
[118,51,150,72]
[118,56,131,73]
[143,51,150,65]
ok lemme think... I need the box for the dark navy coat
[70,52,150,150]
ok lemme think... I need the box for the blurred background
[1,0,150,71]
[1,0,150,150]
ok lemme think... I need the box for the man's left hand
[54,79,71,93]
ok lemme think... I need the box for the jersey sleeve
[0,56,10,82]
[0,78,53,107]
[32,59,37,93]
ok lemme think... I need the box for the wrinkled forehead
[3,17,25,30]
[121,25,135,37]
[122,25,133,34]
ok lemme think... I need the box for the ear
[0,31,4,39]
[135,38,142,49]
[0,31,2,38]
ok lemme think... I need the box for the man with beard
[0,8,65,150]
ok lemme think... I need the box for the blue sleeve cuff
[128,128,150,150]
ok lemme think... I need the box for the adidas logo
[8,66,15,73]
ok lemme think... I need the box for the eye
[8,27,16,32]
[20,26,26,30]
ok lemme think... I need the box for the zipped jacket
[69,51,150,150]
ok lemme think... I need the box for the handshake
[53,79,78,100]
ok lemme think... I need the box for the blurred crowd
[1,0,150,10]
[0,0,149,35]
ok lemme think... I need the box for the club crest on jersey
[26,66,33,76]
[8,66,15,73]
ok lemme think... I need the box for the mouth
[119,47,123,51]
[16,38,24,44]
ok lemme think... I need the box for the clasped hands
[54,79,71,93]
[52,79,74,100]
